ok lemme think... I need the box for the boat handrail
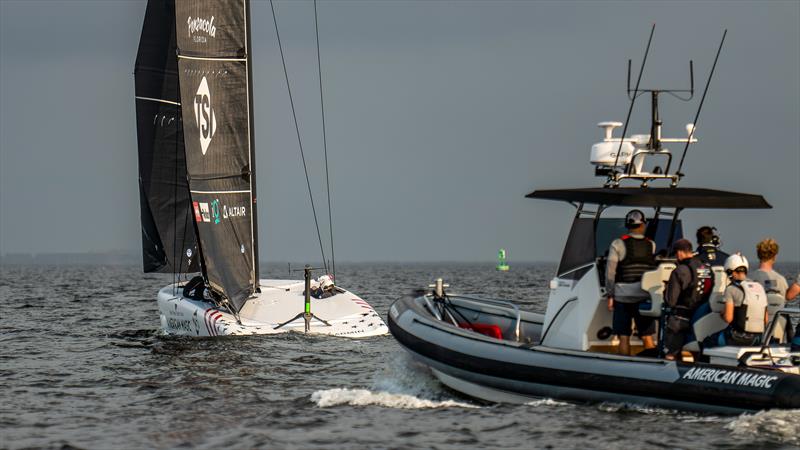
[447,294,522,342]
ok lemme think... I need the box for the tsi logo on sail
[194,76,217,155]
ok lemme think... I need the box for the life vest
[616,235,656,283]
[676,257,713,312]
[697,244,728,265]
[732,280,768,334]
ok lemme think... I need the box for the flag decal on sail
[194,76,217,155]
[193,201,202,222]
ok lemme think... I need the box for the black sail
[135,0,199,274]
[175,0,259,310]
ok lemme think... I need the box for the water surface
[1,263,798,449]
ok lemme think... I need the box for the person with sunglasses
[717,253,769,346]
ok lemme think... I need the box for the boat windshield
[558,217,682,278]
[595,218,683,257]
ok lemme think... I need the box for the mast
[174,0,259,312]
[245,0,260,288]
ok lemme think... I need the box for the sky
[1,0,798,264]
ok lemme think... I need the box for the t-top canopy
[526,187,771,209]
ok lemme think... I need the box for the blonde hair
[756,238,779,262]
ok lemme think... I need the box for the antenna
[609,23,655,182]
[674,29,727,182]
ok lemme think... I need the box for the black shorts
[612,301,656,337]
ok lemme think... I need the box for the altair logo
[188,16,216,43]
[194,76,217,155]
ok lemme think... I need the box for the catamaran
[134,0,387,338]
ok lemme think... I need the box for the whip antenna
[674,29,727,181]
[608,23,656,185]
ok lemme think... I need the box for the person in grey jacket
[605,209,657,355]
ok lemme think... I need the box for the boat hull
[388,296,800,412]
[158,279,388,338]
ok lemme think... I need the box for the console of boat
[388,52,800,411]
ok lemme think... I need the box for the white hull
[158,279,388,338]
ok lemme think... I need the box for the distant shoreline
[0,253,562,266]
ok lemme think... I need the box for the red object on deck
[459,322,503,339]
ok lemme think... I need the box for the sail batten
[135,0,199,274]
[175,0,258,311]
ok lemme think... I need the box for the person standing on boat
[752,238,789,305]
[714,254,769,346]
[662,239,713,360]
[605,209,657,355]
[695,226,729,266]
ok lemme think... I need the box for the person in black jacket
[662,239,713,360]
[695,226,729,266]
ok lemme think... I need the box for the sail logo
[187,16,216,43]
[198,202,211,223]
[211,199,221,224]
[223,204,246,219]
[194,77,217,155]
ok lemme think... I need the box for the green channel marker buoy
[496,248,510,271]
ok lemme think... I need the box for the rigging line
[269,0,328,274]
[173,110,179,288]
[610,23,656,180]
[675,29,727,178]
[314,0,336,281]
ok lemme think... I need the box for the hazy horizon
[1,1,798,265]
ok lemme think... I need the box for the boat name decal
[681,367,779,389]
[187,16,216,42]
[167,318,194,333]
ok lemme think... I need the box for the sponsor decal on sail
[199,202,211,223]
[211,199,221,224]
[194,77,217,155]
[193,201,202,223]
[681,366,779,389]
[187,16,216,43]
[223,204,246,219]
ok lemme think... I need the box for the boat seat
[766,292,786,318]
[708,266,727,313]
[639,263,676,317]
[684,303,728,353]
[765,293,787,343]
[458,322,503,340]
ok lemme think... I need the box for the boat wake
[726,409,800,445]
[310,388,477,409]
[311,354,477,410]
[524,398,570,408]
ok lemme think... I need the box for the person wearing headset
[695,226,729,266]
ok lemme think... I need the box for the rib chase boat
[388,31,800,412]
[134,0,386,338]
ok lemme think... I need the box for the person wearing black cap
[605,209,657,355]
[662,238,713,360]
[695,226,729,266]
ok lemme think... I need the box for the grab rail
[446,294,522,342]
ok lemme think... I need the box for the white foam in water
[312,354,477,410]
[311,388,477,409]
[726,409,800,445]
[524,398,569,407]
